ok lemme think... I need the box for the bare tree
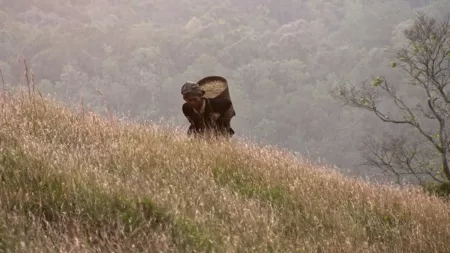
[331,13,450,185]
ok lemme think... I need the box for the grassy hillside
[0,91,449,253]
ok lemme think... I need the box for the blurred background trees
[1,0,449,184]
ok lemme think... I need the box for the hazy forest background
[1,0,449,183]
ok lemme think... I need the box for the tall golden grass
[0,89,449,253]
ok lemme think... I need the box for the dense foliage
[1,0,449,179]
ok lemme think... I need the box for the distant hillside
[1,0,449,176]
[0,90,449,252]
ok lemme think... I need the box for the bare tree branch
[361,133,445,185]
[332,13,450,184]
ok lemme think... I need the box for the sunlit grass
[0,90,449,253]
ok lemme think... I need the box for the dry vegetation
[201,80,227,98]
[0,89,450,253]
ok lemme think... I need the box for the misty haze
[2,0,450,252]
[1,0,450,184]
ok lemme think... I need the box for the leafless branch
[332,13,450,183]
[361,133,445,185]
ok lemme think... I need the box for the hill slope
[0,92,449,253]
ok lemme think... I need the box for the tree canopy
[1,0,449,182]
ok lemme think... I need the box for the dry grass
[201,80,226,98]
[0,90,449,253]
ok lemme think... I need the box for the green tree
[332,13,450,185]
